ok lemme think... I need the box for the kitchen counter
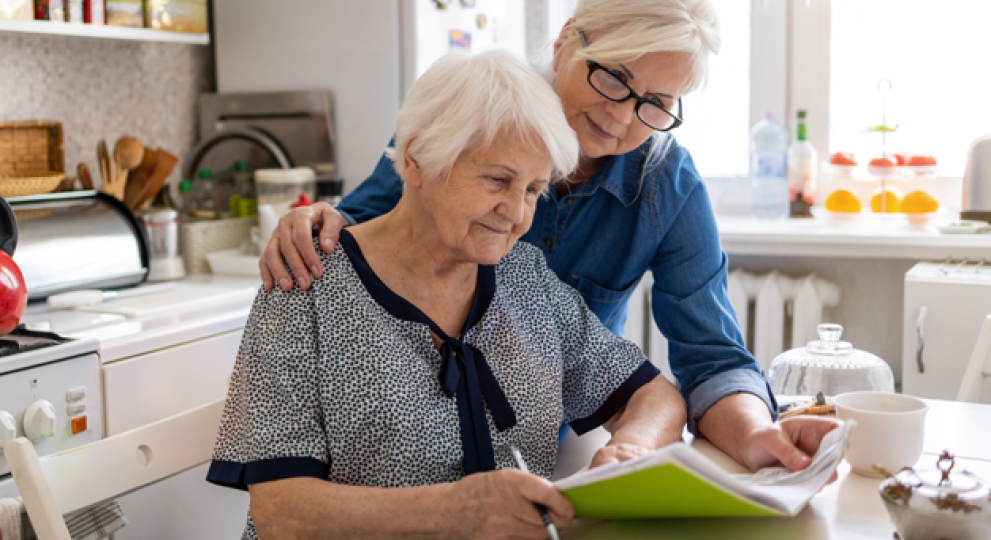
[22,275,260,364]
[718,215,991,260]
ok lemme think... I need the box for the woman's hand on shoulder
[259,202,346,292]
[452,468,573,539]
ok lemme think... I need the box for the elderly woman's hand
[454,468,573,538]
[259,202,345,292]
[589,442,654,469]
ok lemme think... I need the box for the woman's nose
[498,190,528,225]
[603,97,636,125]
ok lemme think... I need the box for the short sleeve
[525,246,659,435]
[207,285,328,491]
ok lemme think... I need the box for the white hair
[568,0,721,94]
[387,50,579,184]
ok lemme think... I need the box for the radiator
[727,269,840,370]
[623,270,840,379]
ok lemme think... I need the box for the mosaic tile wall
[0,31,215,188]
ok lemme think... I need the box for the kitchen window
[829,0,991,176]
[675,0,751,179]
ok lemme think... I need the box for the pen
[509,445,560,540]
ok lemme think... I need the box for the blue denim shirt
[337,136,778,434]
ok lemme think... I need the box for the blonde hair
[568,0,721,94]
[388,51,579,184]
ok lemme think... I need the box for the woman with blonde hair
[261,0,839,481]
[210,50,687,539]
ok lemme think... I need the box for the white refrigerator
[213,0,526,193]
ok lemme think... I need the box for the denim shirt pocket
[571,275,640,331]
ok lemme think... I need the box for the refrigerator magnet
[449,30,471,52]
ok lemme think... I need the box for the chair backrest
[3,399,224,540]
[956,315,991,403]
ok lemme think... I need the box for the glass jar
[767,323,895,397]
[255,167,316,212]
[879,452,991,540]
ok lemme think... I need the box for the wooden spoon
[77,163,94,190]
[113,136,144,200]
[96,139,111,191]
[132,149,177,211]
[124,148,161,209]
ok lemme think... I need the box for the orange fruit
[900,190,939,214]
[825,189,862,213]
[870,186,902,213]
[869,156,897,168]
[907,155,937,166]
[830,152,857,166]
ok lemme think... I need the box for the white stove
[11,275,259,538]
[0,330,104,495]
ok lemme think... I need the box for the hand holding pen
[510,445,561,540]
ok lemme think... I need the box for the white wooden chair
[956,315,991,403]
[3,399,224,540]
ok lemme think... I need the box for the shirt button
[544,238,553,248]
[565,198,575,205]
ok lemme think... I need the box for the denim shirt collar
[568,144,648,207]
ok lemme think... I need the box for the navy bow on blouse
[338,230,518,475]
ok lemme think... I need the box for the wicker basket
[0,171,65,198]
[181,216,258,275]
[0,121,65,198]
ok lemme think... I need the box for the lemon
[870,187,902,213]
[824,189,862,213]
[900,190,939,214]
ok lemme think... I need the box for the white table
[564,399,991,539]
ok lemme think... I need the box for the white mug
[834,392,928,478]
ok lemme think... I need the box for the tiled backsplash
[0,31,215,187]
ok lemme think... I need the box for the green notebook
[554,421,855,519]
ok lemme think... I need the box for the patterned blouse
[207,230,659,539]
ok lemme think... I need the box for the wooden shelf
[0,18,209,45]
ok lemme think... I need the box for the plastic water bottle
[751,113,790,219]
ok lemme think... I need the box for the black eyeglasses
[577,29,683,132]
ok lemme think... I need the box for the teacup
[834,392,928,478]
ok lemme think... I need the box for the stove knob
[0,411,16,449]
[23,400,57,441]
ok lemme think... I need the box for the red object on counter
[0,251,27,337]
[290,193,313,208]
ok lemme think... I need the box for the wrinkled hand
[589,442,654,469]
[743,416,843,484]
[454,469,573,539]
[259,202,345,292]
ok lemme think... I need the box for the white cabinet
[902,261,991,401]
[102,329,250,539]
[103,330,242,435]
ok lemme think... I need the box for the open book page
[554,419,856,518]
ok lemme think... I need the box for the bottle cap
[290,193,313,208]
[197,168,213,180]
[178,179,192,192]
[797,110,808,119]
[233,160,250,173]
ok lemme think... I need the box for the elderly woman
[208,51,686,539]
[259,0,840,477]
